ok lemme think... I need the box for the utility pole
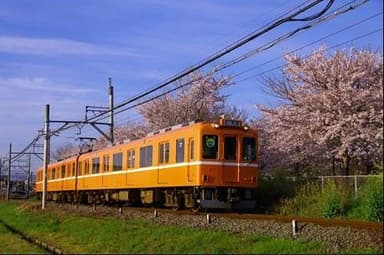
[6,143,11,200]
[27,153,31,198]
[109,77,114,145]
[42,104,50,210]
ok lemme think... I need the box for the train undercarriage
[39,187,257,211]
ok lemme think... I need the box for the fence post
[321,176,324,192]
[354,175,358,197]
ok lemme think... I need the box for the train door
[187,138,194,182]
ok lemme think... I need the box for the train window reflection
[113,152,123,171]
[242,137,256,161]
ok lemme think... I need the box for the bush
[355,176,383,221]
[279,182,322,216]
[320,181,350,218]
[255,170,296,213]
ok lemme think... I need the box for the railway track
[114,206,383,231]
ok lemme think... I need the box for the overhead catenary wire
[232,12,383,80]
[5,0,374,161]
[90,0,371,124]
[56,0,336,132]
[234,28,383,85]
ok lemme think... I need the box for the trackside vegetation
[0,201,324,254]
[256,173,383,221]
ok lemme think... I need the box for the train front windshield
[203,135,256,162]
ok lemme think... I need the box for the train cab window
[242,137,256,161]
[224,136,237,160]
[127,150,135,168]
[103,155,110,172]
[203,135,218,159]
[51,168,56,179]
[189,139,195,161]
[159,142,169,164]
[113,152,123,171]
[61,165,66,178]
[176,139,185,163]
[92,157,100,174]
[140,146,153,168]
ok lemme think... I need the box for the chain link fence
[288,175,382,197]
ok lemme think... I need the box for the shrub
[355,176,383,221]
[279,182,322,216]
[320,181,350,218]
[255,170,296,213]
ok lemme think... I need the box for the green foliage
[320,181,349,218]
[278,175,383,222]
[353,176,383,221]
[279,182,322,217]
[255,170,296,213]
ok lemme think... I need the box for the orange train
[35,118,259,210]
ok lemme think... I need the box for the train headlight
[243,125,249,131]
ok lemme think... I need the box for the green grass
[0,200,378,254]
[0,221,44,254]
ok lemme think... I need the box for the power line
[233,12,383,80]
[6,0,373,158]
[234,28,383,85]
[69,0,335,128]
[91,0,370,123]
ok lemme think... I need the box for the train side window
[113,152,123,171]
[159,142,169,164]
[189,139,195,161]
[78,162,82,176]
[92,157,100,174]
[127,150,136,168]
[72,163,75,176]
[140,146,153,167]
[51,168,56,179]
[61,165,66,178]
[203,135,218,159]
[103,155,110,172]
[66,164,71,177]
[224,136,237,160]
[242,137,256,161]
[85,160,90,175]
[176,139,184,163]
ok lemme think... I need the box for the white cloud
[0,36,139,57]
[0,77,96,94]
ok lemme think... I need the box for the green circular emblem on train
[206,137,215,148]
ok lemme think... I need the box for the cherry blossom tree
[257,47,383,175]
[52,143,78,161]
[137,71,233,129]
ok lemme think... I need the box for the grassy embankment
[256,173,383,221]
[0,200,324,254]
[0,221,44,254]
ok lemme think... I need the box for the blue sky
[0,0,382,168]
